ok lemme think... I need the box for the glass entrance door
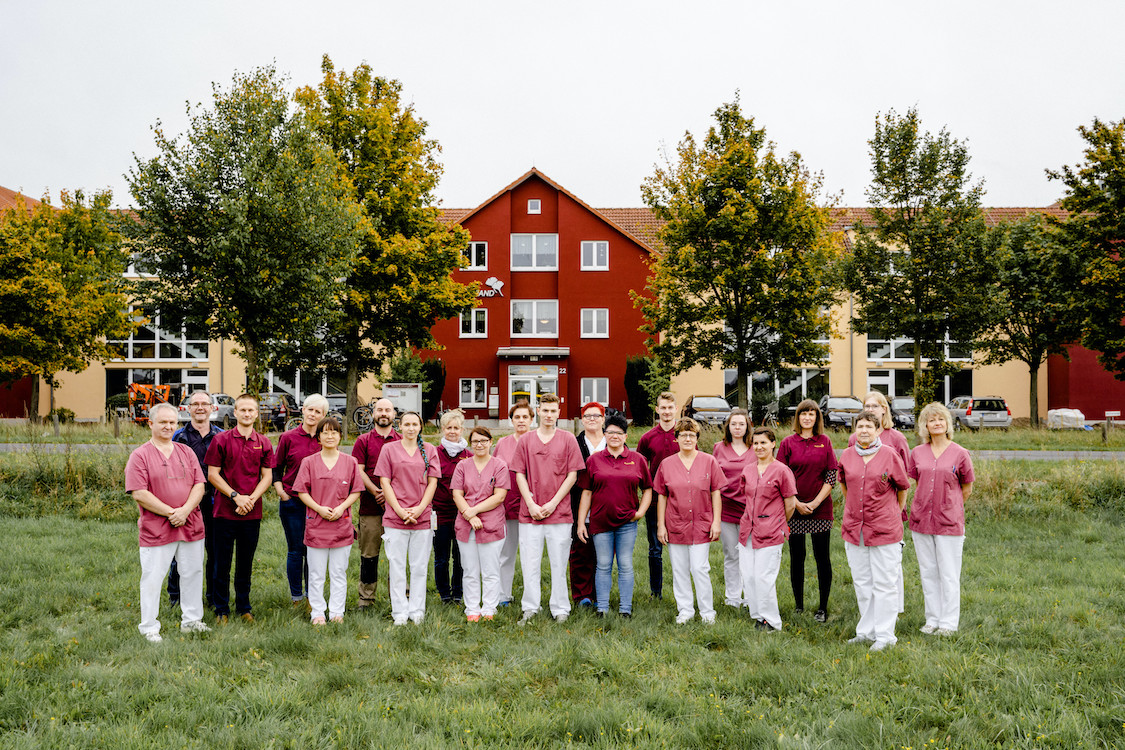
[508,365,560,412]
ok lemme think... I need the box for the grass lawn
[1,458,1123,748]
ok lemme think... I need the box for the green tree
[974,215,1083,426]
[842,107,999,409]
[295,56,476,417]
[636,98,840,410]
[1048,117,1125,380]
[0,191,134,419]
[127,65,365,394]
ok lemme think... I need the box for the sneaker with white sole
[846,635,873,645]
[869,641,894,652]
[144,632,163,643]
[180,620,211,634]
[675,614,692,625]
[920,624,937,635]
[554,613,569,623]
[518,611,536,625]
[935,628,957,636]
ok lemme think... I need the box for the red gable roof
[0,185,44,213]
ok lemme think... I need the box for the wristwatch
[230,491,240,501]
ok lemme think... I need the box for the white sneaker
[144,632,163,643]
[846,635,873,645]
[410,615,424,625]
[869,641,894,652]
[181,620,211,634]
[392,618,408,626]
[701,615,716,625]
[935,628,957,636]
[919,624,937,635]
[554,613,569,623]
[518,611,536,625]
[675,614,692,625]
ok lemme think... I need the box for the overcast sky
[3,1,1123,210]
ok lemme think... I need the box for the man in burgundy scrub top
[204,394,275,623]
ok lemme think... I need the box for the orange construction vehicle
[127,383,173,426]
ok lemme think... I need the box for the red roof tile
[0,185,44,213]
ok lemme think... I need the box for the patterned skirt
[789,517,832,535]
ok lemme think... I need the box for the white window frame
[580,308,609,338]
[459,378,487,408]
[510,299,558,338]
[527,199,541,215]
[581,241,609,271]
[108,306,208,362]
[459,308,487,338]
[510,234,558,271]
[462,241,487,271]
[581,378,609,407]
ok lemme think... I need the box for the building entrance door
[508,365,559,411]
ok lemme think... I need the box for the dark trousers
[433,521,463,600]
[168,494,217,606]
[789,531,832,611]
[569,493,596,601]
[212,516,261,616]
[644,504,664,597]
[278,499,309,600]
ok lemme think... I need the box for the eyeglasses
[605,430,626,437]
[676,433,699,439]
[470,439,491,446]
[582,414,604,420]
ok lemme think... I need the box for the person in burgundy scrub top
[576,411,652,617]
[909,402,975,636]
[492,400,534,607]
[204,394,275,624]
[432,409,470,604]
[776,399,838,623]
[654,417,724,625]
[451,426,511,621]
[351,398,400,608]
[272,394,328,610]
[375,411,440,626]
[712,408,754,610]
[637,392,679,599]
[569,401,606,608]
[292,416,364,625]
[737,427,797,631]
[838,410,910,652]
[126,402,210,642]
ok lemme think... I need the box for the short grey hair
[148,402,179,421]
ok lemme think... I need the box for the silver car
[178,392,236,427]
[946,396,1012,430]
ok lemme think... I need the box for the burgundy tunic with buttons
[738,459,797,549]
[450,456,511,544]
[433,445,471,525]
[712,441,755,524]
[293,453,365,548]
[637,424,678,477]
[653,452,724,545]
[776,433,838,521]
[908,442,975,536]
[838,446,910,547]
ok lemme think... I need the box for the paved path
[2,443,1123,461]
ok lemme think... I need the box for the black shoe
[814,609,827,623]
[619,612,632,618]
[794,607,804,615]
[441,596,454,604]
[595,611,605,618]
[755,619,768,630]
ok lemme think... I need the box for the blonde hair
[862,391,895,430]
[674,417,700,436]
[303,393,329,413]
[439,408,465,429]
[916,402,954,444]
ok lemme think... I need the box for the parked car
[818,395,865,431]
[258,392,299,432]
[178,392,236,428]
[325,393,348,420]
[946,395,1012,430]
[681,395,732,426]
[890,396,915,431]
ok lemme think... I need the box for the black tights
[789,531,832,611]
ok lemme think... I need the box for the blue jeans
[593,521,638,614]
[278,499,308,600]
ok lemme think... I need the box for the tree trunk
[1029,362,1040,429]
[346,360,360,419]
[28,376,41,423]
[736,362,750,413]
[243,341,264,431]
[913,347,923,414]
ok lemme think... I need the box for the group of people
[126,390,973,653]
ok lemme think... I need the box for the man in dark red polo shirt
[204,393,275,623]
[351,398,400,608]
[636,391,679,599]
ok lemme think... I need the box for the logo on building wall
[478,277,504,298]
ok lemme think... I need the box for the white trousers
[498,519,520,602]
[519,522,572,617]
[458,534,504,617]
[845,537,902,646]
[720,521,745,607]
[739,542,783,629]
[897,540,906,614]
[912,531,965,631]
[383,528,434,622]
[139,540,204,635]
[307,545,351,620]
[668,543,715,621]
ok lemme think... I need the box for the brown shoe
[216,615,229,625]
[240,613,255,624]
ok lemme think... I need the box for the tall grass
[1,458,1123,747]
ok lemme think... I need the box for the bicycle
[762,401,781,429]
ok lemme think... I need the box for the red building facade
[425,170,656,421]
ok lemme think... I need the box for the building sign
[477,276,505,298]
